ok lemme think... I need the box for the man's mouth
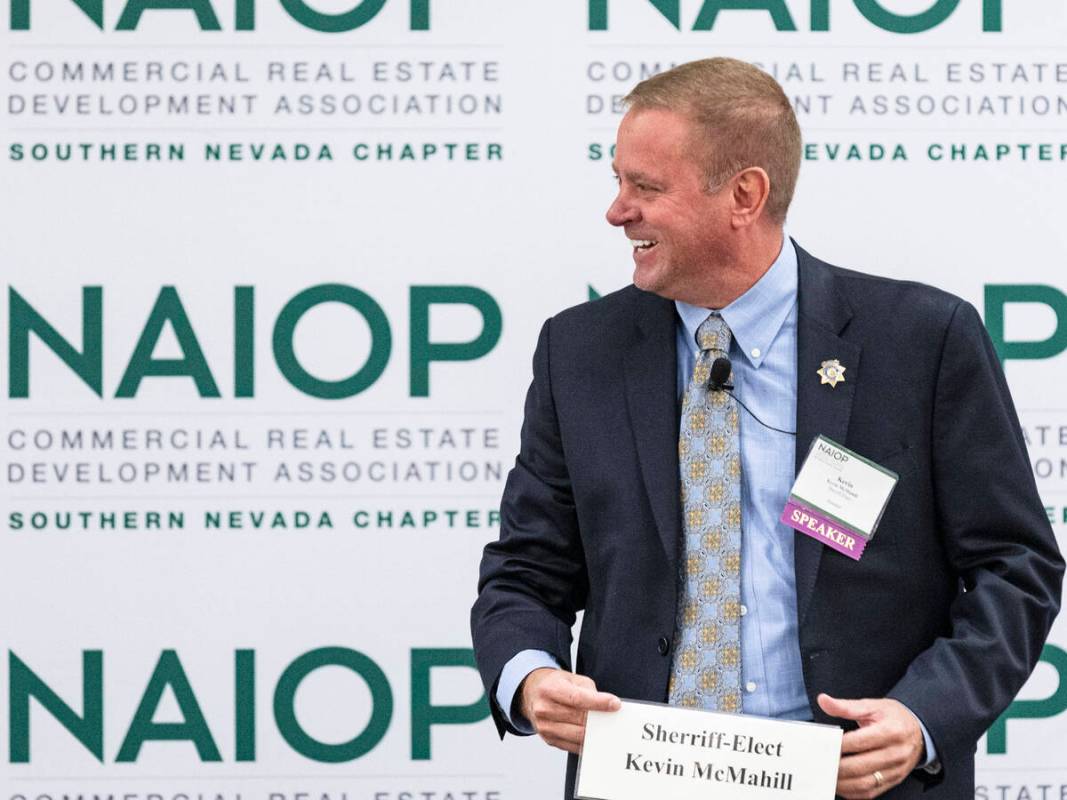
[630,239,658,252]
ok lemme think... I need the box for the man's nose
[605,192,638,227]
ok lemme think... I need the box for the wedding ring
[873,770,885,788]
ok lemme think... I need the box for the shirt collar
[674,236,798,369]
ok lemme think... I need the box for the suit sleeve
[471,317,590,737]
[887,299,1064,779]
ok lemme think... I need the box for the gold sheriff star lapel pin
[817,359,846,388]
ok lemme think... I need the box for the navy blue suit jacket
[471,243,1063,799]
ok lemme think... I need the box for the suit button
[657,636,670,655]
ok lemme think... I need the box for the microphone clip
[708,356,734,392]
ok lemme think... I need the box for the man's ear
[730,167,771,228]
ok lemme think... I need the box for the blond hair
[624,58,801,224]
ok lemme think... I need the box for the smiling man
[471,58,1062,800]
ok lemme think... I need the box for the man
[470,58,1063,800]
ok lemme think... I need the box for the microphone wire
[707,356,797,437]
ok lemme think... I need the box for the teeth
[630,239,657,249]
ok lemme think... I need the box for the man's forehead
[612,116,704,177]
[618,108,703,151]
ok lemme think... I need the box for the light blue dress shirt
[673,236,808,720]
[496,237,936,768]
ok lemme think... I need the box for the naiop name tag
[780,435,898,561]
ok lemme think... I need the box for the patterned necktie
[669,312,743,713]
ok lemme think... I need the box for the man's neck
[684,228,785,309]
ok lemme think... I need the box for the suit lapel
[622,291,682,573]
[793,244,861,626]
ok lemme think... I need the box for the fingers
[546,682,621,712]
[528,697,587,727]
[521,670,621,755]
[837,750,901,799]
[837,770,896,800]
[836,755,905,800]
[536,672,620,712]
[817,693,879,722]
[841,724,887,754]
[841,713,916,754]
[537,722,586,754]
[837,745,918,780]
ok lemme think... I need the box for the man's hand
[817,694,925,799]
[519,668,621,754]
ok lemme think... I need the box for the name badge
[576,700,842,800]
[779,435,898,561]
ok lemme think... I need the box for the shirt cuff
[496,650,561,734]
[902,705,941,773]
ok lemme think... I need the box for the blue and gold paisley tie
[668,312,743,713]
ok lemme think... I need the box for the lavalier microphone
[709,356,734,392]
[707,356,797,437]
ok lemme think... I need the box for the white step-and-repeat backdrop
[2,2,1065,799]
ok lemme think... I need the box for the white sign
[576,701,842,800]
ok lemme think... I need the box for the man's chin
[633,271,688,303]
[632,264,667,295]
